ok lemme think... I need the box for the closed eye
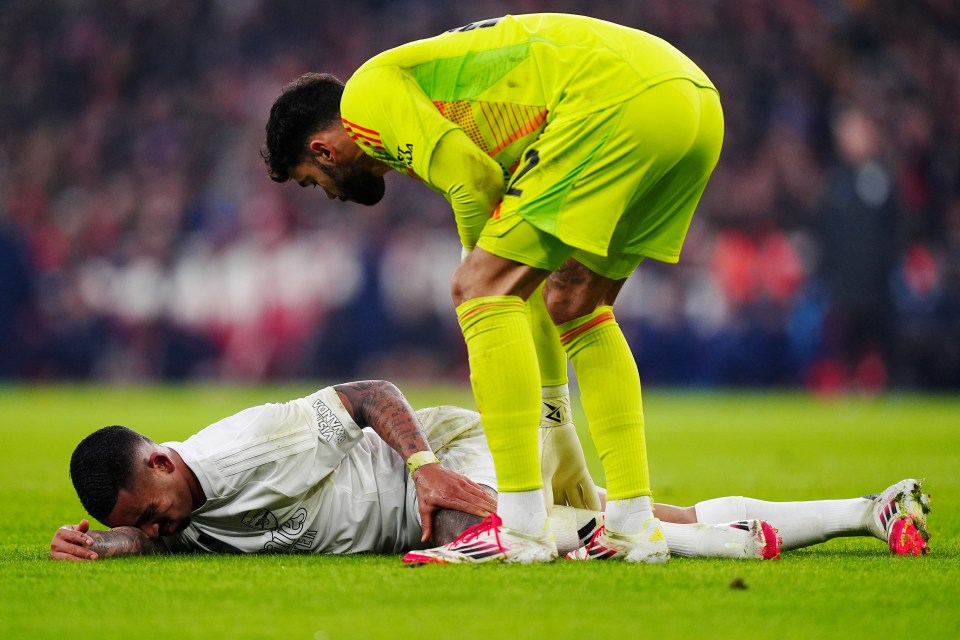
[135,508,155,529]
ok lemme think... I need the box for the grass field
[1,383,958,639]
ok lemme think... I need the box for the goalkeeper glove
[539,395,602,511]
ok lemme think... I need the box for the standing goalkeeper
[262,13,723,563]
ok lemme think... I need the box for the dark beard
[326,163,385,206]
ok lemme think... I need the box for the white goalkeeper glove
[539,396,602,511]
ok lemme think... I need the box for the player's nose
[142,523,161,539]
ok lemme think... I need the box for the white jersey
[161,387,495,555]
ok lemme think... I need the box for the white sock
[695,496,874,550]
[548,506,604,555]
[605,496,654,535]
[541,384,572,427]
[659,522,741,558]
[659,522,702,556]
[499,489,548,535]
[662,521,776,558]
[694,496,746,522]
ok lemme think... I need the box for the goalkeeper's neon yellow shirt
[340,13,716,245]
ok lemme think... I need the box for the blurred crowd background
[1,0,958,391]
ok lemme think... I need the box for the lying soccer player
[50,381,929,562]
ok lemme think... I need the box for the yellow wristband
[406,450,441,475]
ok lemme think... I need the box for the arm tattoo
[335,380,431,459]
[88,527,168,558]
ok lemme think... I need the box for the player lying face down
[51,380,928,561]
[52,380,497,560]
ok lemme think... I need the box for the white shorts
[417,405,498,492]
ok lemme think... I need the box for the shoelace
[452,514,504,549]
[582,524,607,555]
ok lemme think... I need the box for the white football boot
[565,517,670,563]
[402,514,558,565]
[865,478,931,555]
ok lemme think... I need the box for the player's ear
[308,137,335,164]
[147,451,176,474]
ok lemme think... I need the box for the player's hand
[50,519,99,561]
[540,422,603,510]
[412,464,497,543]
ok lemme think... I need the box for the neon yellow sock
[457,296,542,492]
[559,306,650,500]
[527,282,568,387]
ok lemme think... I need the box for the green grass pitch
[1,384,957,639]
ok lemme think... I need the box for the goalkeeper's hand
[540,422,602,510]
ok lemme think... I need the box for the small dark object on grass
[729,578,748,590]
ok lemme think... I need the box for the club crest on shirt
[313,399,347,444]
[238,507,318,553]
[260,507,316,553]
[241,508,278,530]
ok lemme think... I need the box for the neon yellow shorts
[476,79,724,280]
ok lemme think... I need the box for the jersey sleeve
[341,65,458,181]
[342,65,506,248]
[428,128,505,249]
[299,386,366,458]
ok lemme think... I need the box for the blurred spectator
[0,0,958,390]
[0,219,35,378]
[816,104,901,393]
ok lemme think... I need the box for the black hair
[69,425,152,523]
[261,72,346,182]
